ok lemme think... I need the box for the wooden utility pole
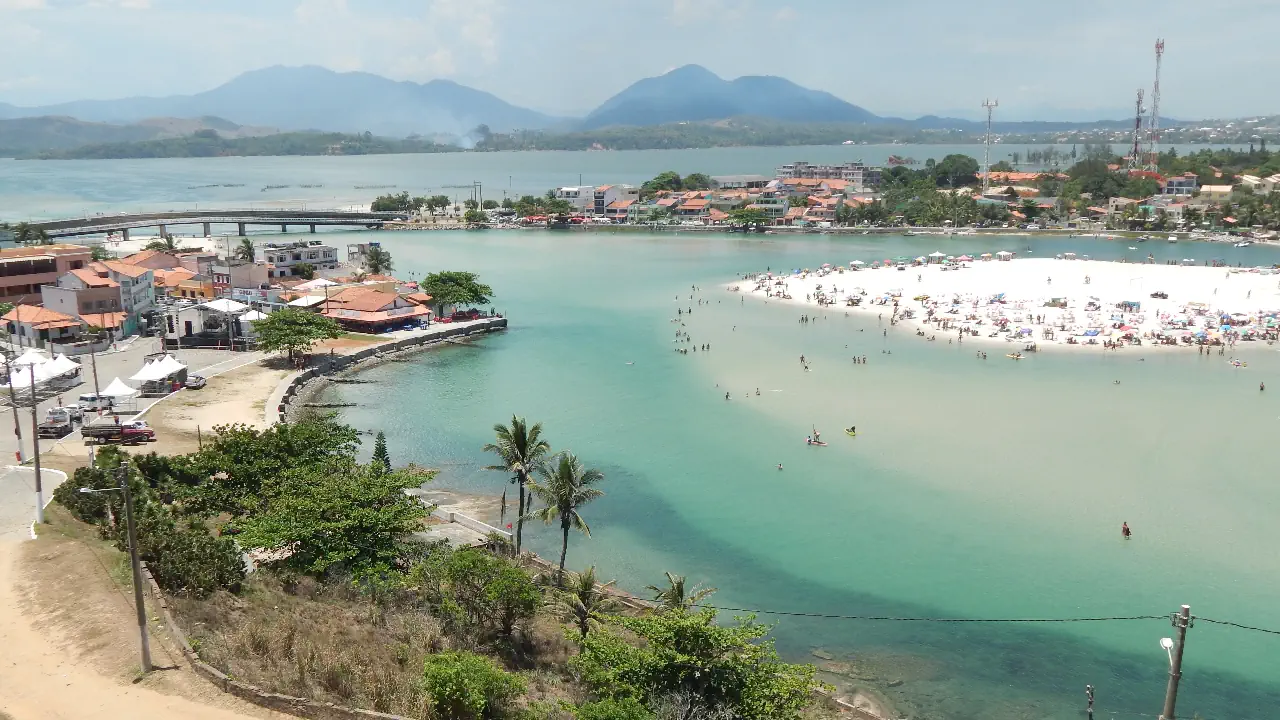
[1159,604,1192,720]
[118,460,152,673]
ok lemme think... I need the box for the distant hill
[0,115,278,156]
[581,65,882,129]
[0,66,561,137]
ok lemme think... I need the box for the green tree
[370,191,412,212]
[144,235,183,253]
[421,651,525,720]
[574,698,655,720]
[364,245,394,274]
[11,222,50,245]
[90,245,111,261]
[572,608,822,720]
[235,460,431,576]
[463,198,479,210]
[428,195,452,216]
[420,271,494,317]
[727,207,770,231]
[438,548,541,637]
[293,262,316,280]
[483,415,550,554]
[640,171,683,198]
[552,566,619,640]
[526,452,605,580]
[235,237,256,261]
[989,160,1014,172]
[372,430,391,472]
[682,172,714,190]
[481,199,499,210]
[933,153,981,187]
[463,209,489,226]
[647,572,715,611]
[252,307,342,362]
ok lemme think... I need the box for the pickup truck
[81,419,156,444]
[37,407,77,438]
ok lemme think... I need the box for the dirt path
[0,517,284,720]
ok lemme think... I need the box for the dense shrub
[573,698,654,720]
[421,651,525,719]
[437,548,541,639]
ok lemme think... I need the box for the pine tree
[372,431,391,472]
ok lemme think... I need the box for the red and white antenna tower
[1147,38,1165,172]
[1128,88,1145,170]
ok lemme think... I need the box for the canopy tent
[11,348,49,367]
[849,260,865,266]
[240,309,268,322]
[130,355,186,382]
[2,364,55,389]
[44,354,80,377]
[100,377,138,398]
[199,298,249,314]
[996,250,1014,256]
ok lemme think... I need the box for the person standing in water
[1121,522,1132,539]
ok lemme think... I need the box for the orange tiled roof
[2,304,82,330]
[681,199,709,209]
[606,200,635,209]
[405,292,434,305]
[324,287,400,313]
[322,304,431,324]
[69,268,119,288]
[154,268,196,287]
[79,312,126,330]
[0,244,91,261]
[93,260,151,279]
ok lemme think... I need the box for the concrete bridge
[28,209,411,240]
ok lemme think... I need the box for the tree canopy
[252,308,342,361]
[420,271,493,315]
[364,246,394,274]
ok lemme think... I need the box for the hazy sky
[1,0,1275,120]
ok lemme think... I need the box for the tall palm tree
[526,451,604,581]
[235,237,256,262]
[483,416,551,554]
[365,246,394,275]
[552,566,617,640]
[647,572,716,611]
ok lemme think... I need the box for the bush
[439,548,540,638]
[54,465,113,523]
[145,519,246,597]
[574,698,654,720]
[421,651,525,719]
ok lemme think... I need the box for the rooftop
[2,304,81,330]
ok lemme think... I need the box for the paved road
[0,466,64,541]
[1,340,263,463]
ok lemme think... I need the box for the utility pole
[1160,604,1192,720]
[981,99,999,195]
[26,363,43,524]
[2,348,23,463]
[118,460,153,673]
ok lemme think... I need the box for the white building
[775,161,882,190]
[554,186,596,213]
[593,185,639,215]
[254,241,339,278]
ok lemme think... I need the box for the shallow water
[321,229,1280,720]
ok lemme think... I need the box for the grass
[172,573,580,717]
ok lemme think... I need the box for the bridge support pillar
[157,224,168,239]
[202,222,211,237]
[120,228,130,242]
[237,223,246,236]
[310,224,316,233]
[281,224,288,232]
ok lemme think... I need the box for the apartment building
[553,186,596,213]
[592,185,639,215]
[775,161,882,190]
[254,241,339,278]
[0,244,92,305]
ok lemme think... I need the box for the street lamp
[79,459,151,673]
[1160,636,1175,666]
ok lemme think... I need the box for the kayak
[845,430,857,437]
[1006,354,1023,360]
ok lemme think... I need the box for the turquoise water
[323,230,1280,720]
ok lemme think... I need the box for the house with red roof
[320,287,431,333]
[2,305,83,348]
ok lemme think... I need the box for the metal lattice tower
[981,98,998,194]
[1128,88,1145,170]
[1147,39,1165,172]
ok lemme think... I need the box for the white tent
[154,355,187,376]
[44,354,81,377]
[129,361,160,382]
[240,309,268,322]
[287,295,326,308]
[928,251,947,258]
[200,298,249,314]
[101,377,138,398]
[3,363,55,389]
[11,348,48,367]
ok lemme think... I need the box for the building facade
[554,186,596,213]
[255,241,339,278]
[775,161,882,190]
[0,244,93,305]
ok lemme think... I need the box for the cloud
[0,0,45,9]
[775,6,796,22]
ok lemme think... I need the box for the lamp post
[12,350,47,523]
[79,458,152,674]
[1158,605,1192,720]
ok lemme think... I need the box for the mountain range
[0,64,1155,154]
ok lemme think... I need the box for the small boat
[1168,235,1178,243]
[1136,237,1148,243]
[1006,353,1024,360]
[1235,241,1253,248]
[1128,246,1137,250]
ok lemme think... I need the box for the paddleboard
[845,431,857,437]
[806,440,828,446]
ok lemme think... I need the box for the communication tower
[1128,88,1145,170]
[1147,39,1165,172]
[981,98,999,194]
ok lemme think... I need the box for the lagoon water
[324,229,1280,720]
[7,148,1277,719]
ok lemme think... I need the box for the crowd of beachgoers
[732,255,1280,354]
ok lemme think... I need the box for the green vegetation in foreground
[252,308,342,362]
[25,129,456,159]
[52,410,830,719]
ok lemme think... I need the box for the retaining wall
[275,317,507,423]
[430,507,512,542]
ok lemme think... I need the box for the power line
[1194,617,1280,636]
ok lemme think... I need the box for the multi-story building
[746,191,790,221]
[1162,173,1199,196]
[593,185,639,215]
[210,261,271,296]
[255,241,339,278]
[554,186,596,213]
[84,261,155,320]
[711,175,771,190]
[775,161,881,190]
[43,269,124,320]
[0,244,93,305]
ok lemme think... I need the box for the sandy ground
[737,257,1280,352]
[144,363,290,454]
[0,507,284,720]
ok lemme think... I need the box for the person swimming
[806,436,813,445]
[777,463,783,470]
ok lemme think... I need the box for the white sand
[734,258,1280,352]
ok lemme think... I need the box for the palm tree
[646,572,716,611]
[235,237,256,262]
[526,451,604,581]
[365,246,394,275]
[483,416,551,554]
[552,566,618,640]
[144,235,183,253]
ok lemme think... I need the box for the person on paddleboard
[846,426,856,435]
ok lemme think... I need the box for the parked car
[185,375,207,390]
[76,393,113,412]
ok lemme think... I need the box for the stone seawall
[273,317,508,424]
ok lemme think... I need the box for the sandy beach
[735,257,1280,353]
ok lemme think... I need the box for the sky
[1,0,1276,121]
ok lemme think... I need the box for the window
[95,300,105,309]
